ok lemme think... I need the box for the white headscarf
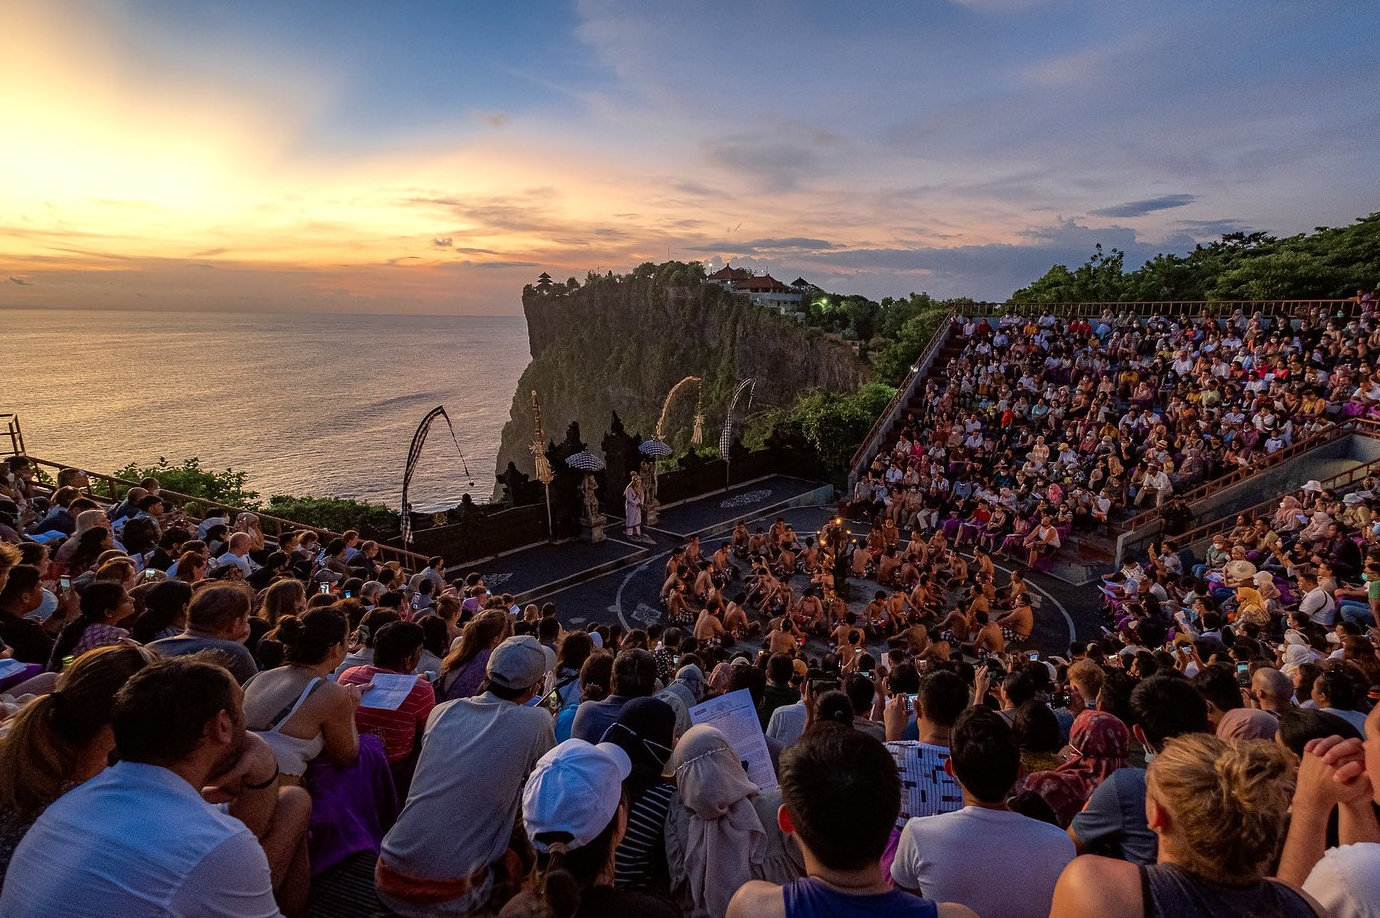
[671,724,765,918]
[1281,641,1318,676]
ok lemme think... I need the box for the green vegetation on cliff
[1013,213,1380,303]
[499,262,872,485]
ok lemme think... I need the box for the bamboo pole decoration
[655,375,702,441]
[692,388,704,446]
[529,390,553,484]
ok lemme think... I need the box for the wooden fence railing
[20,454,432,571]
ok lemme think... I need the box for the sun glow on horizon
[1,0,1374,313]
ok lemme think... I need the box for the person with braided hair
[1050,733,1323,917]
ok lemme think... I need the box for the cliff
[495,264,871,490]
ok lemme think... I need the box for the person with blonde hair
[0,541,20,594]
[257,578,307,630]
[53,509,112,569]
[1050,733,1321,917]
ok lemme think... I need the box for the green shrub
[109,458,399,537]
[262,495,400,538]
[112,457,258,507]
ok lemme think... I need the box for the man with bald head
[1248,666,1296,714]
[216,532,258,577]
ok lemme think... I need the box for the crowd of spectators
[851,305,1380,570]
[0,481,1377,917]
[2,302,1380,917]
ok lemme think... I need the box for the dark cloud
[670,180,716,197]
[1177,218,1251,236]
[431,237,453,248]
[685,237,841,254]
[703,133,836,192]
[8,276,31,285]
[468,260,539,269]
[1090,194,1198,217]
[768,218,1195,301]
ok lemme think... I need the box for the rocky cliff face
[495,268,871,490]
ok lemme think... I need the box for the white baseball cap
[522,739,631,851]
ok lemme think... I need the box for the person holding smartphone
[0,564,79,664]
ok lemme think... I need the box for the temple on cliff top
[706,263,818,312]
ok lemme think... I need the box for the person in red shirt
[339,621,435,768]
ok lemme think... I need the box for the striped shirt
[338,665,436,762]
[613,781,676,891]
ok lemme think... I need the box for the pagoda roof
[708,264,753,281]
[734,273,789,292]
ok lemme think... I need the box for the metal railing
[1174,453,1380,556]
[20,454,431,571]
[1123,417,1380,533]
[1114,420,1380,567]
[1121,424,1350,532]
[959,299,1356,319]
[847,309,960,488]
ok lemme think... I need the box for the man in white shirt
[893,707,1074,918]
[215,531,258,577]
[377,635,557,917]
[1298,572,1337,627]
[1,657,288,918]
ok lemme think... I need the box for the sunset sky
[3,0,1376,314]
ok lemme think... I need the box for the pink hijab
[1018,709,1130,827]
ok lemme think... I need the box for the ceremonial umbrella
[565,451,606,471]
[639,438,674,458]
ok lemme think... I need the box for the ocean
[5,309,529,512]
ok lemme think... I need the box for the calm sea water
[5,309,529,512]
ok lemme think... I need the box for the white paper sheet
[356,673,418,711]
[689,688,778,794]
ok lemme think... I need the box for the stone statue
[580,473,605,543]
[640,457,660,526]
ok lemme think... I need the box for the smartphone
[144,568,158,581]
[1027,650,1040,661]
[344,590,352,599]
[810,678,839,697]
[906,692,919,707]
[59,575,72,592]
[1236,662,1250,686]
[319,582,331,595]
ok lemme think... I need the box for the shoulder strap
[268,676,324,731]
